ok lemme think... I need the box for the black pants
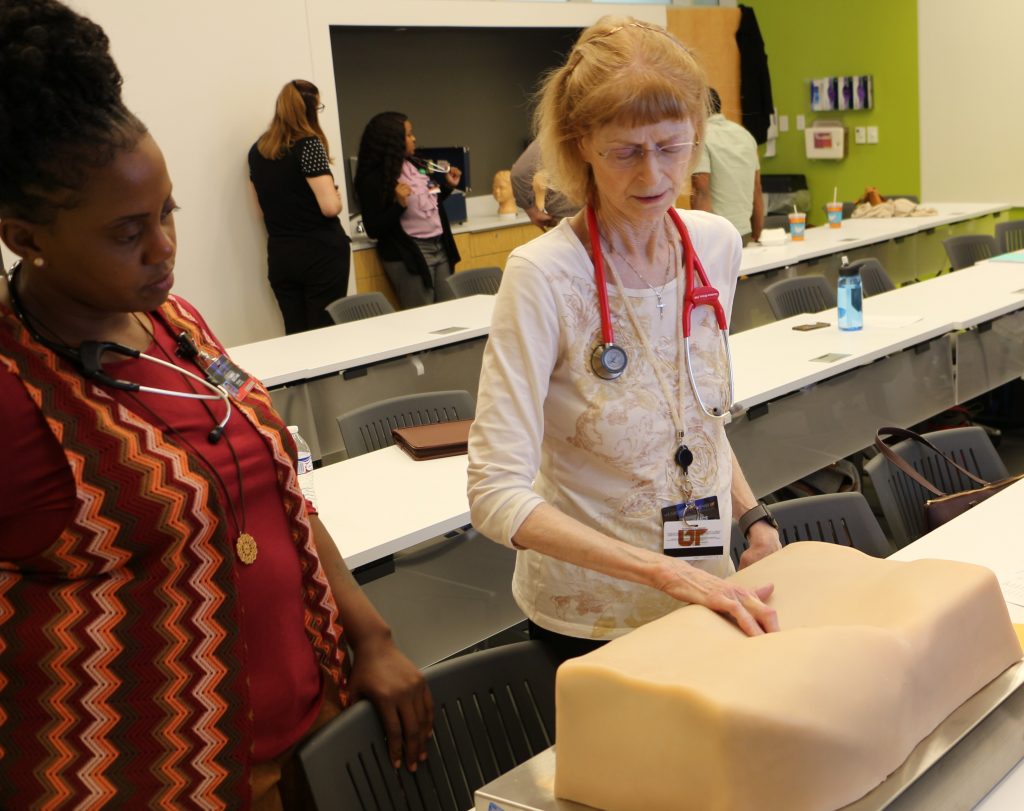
[268,230,350,335]
[527,620,607,664]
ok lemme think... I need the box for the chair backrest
[762,213,790,233]
[884,194,919,204]
[762,275,836,320]
[446,266,503,298]
[326,291,395,324]
[863,426,1009,547]
[995,219,1024,254]
[298,641,559,811]
[942,234,997,270]
[730,492,891,568]
[820,201,856,219]
[845,257,895,297]
[337,390,476,457]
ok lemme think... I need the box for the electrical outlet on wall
[867,126,879,144]
[779,115,789,132]
[854,127,867,144]
[796,115,806,131]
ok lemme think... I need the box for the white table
[727,260,1024,496]
[229,294,495,388]
[229,295,495,458]
[313,446,470,570]
[890,479,1024,809]
[739,203,1009,278]
[314,262,1024,570]
[731,202,1010,332]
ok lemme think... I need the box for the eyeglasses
[595,140,699,169]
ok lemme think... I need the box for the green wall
[745,1,919,225]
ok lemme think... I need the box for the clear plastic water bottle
[837,259,864,331]
[288,425,318,509]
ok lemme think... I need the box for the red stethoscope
[586,205,734,418]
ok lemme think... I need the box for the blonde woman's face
[580,118,696,225]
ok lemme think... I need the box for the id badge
[662,495,725,560]
[203,354,256,400]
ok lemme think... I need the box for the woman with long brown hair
[354,112,462,308]
[249,80,351,334]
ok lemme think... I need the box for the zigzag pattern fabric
[0,296,348,809]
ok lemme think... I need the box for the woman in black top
[249,80,351,334]
[354,112,462,309]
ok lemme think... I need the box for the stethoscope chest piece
[591,342,628,380]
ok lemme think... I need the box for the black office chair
[730,492,891,568]
[762,274,836,320]
[298,641,559,811]
[446,266,503,297]
[326,291,395,324]
[863,426,1008,547]
[995,219,1024,254]
[845,257,895,297]
[942,234,997,270]
[336,390,475,458]
[884,194,919,204]
[820,201,856,219]
[762,213,791,233]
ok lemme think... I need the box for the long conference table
[229,203,1011,459]
[313,256,1024,570]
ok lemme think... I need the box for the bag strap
[873,426,993,497]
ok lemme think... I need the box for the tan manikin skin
[555,543,1022,811]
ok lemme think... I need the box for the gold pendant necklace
[236,532,258,565]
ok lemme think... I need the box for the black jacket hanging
[737,5,775,145]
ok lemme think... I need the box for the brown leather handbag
[874,426,1023,532]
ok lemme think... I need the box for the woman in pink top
[355,112,463,308]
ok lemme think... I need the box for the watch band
[737,501,778,539]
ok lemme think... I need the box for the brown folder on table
[391,419,473,461]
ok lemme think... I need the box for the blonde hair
[534,17,708,208]
[256,80,332,161]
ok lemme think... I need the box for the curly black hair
[354,111,408,207]
[0,0,148,221]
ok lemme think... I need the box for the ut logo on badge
[678,527,707,547]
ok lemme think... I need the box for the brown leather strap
[873,426,993,497]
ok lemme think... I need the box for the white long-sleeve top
[467,210,741,639]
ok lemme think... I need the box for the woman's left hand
[739,521,782,570]
[347,633,434,771]
[445,166,462,188]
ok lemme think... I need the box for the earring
[32,257,45,268]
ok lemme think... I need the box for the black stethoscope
[6,263,232,443]
[586,205,735,418]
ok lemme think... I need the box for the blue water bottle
[837,259,863,331]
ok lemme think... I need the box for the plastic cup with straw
[788,202,806,241]
[826,186,843,228]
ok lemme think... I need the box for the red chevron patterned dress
[0,295,349,809]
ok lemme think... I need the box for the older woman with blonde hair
[249,80,350,334]
[467,17,781,660]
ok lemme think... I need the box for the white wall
[69,1,667,346]
[918,0,1024,206]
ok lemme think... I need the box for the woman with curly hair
[354,112,462,308]
[249,80,351,334]
[0,2,431,807]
